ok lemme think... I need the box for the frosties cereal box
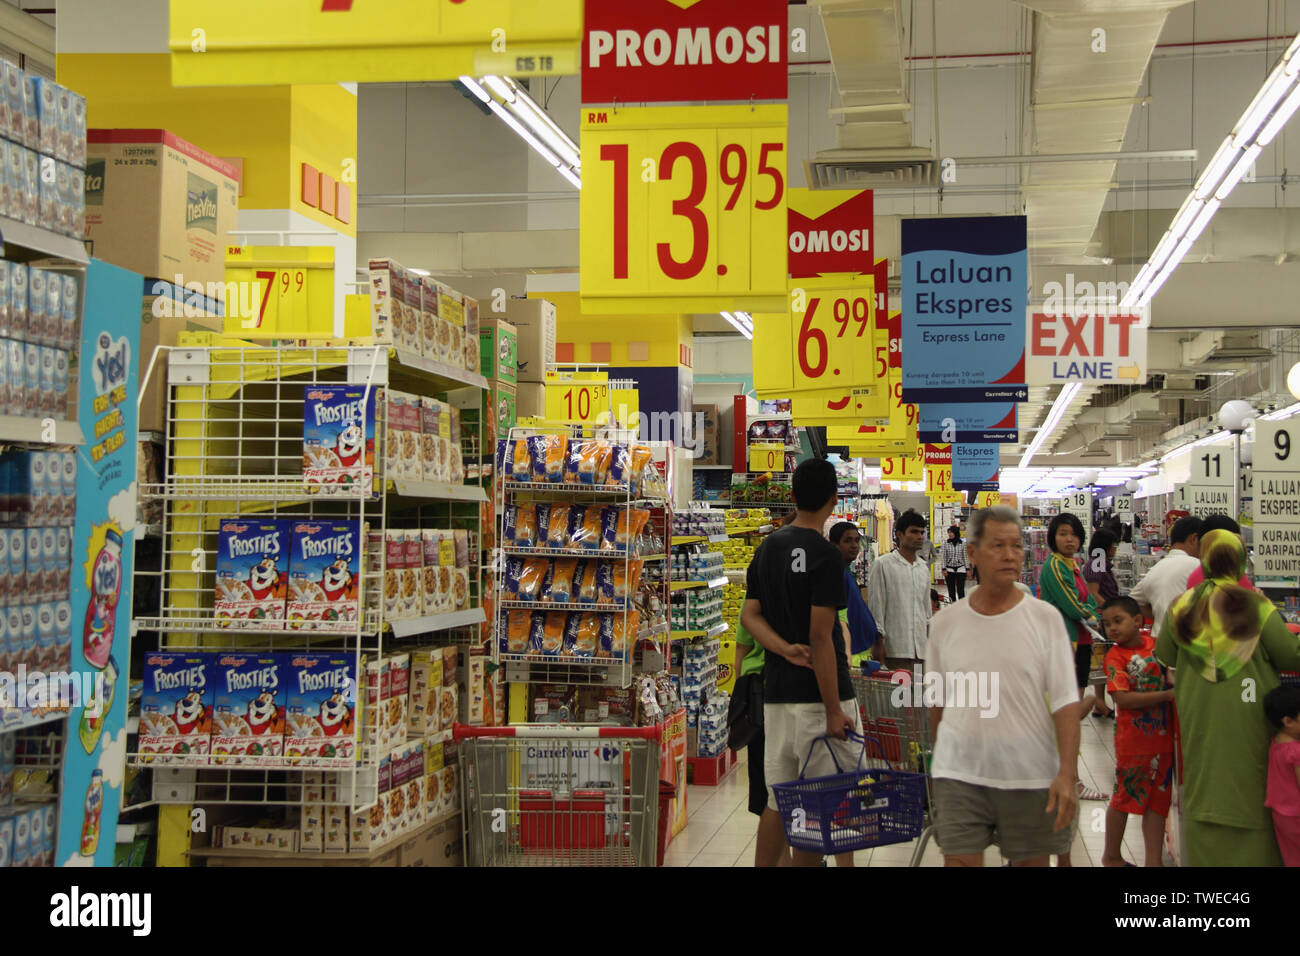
[303,386,376,498]
[214,518,289,629]
[139,652,212,764]
[210,652,286,766]
[284,653,355,767]
[287,520,363,632]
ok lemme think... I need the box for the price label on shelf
[748,442,785,473]
[580,104,788,314]
[224,246,336,339]
[544,380,610,425]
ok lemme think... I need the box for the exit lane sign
[1026,310,1149,385]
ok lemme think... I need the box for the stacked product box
[367,259,480,374]
[0,450,76,686]
[0,801,55,867]
[0,65,87,238]
[670,549,723,582]
[478,318,517,444]
[695,688,730,757]
[0,266,80,422]
[382,388,465,486]
[672,510,725,538]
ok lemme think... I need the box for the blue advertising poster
[901,216,1027,403]
[918,403,1019,443]
[952,443,1001,492]
[57,260,140,867]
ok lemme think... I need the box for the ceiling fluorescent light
[1215,144,1263,200]
[1193,139,1240,199]
[485,100,560,166]
[457,75,491,104]
[475,74,581,187]
[1258,81,1300,145]
[1184,197,1221,244]
[719,312,753,340]
[1234,67,1299,143]
[1262,401,1300,421]
[556,166,582,189]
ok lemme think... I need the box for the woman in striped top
[939,526,967,603]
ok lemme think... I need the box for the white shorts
[763,699,865,812]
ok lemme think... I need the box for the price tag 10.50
[581,104,788,314]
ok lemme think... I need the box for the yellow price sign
[748,442,785,473]
[880,455,921,482]
[169,0,582,87]
[580,104,788,314]
[975,490,1003,508]
[544,381,611,425]
[927,464,964,502]
[224,246,335,339]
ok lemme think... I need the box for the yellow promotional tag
[880,455,921,482]
[752,311,793,397]
[544,378,611,425]
[927,465,965,502]
[224,245,335,339]
[975,490,1003,508]
[580,104,788,314]
[748,442,785,473]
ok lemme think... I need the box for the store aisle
[666,714,1161,867]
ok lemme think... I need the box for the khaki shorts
[763,699,865,813]
[933,777,1075,862]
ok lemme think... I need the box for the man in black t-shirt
[740,458,864,867]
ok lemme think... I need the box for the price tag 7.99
[581,104,788,314]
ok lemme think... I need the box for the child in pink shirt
[1264,685,1300,866]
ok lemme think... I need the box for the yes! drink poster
[58,260,141,866]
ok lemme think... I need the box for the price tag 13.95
[581,104,788,314]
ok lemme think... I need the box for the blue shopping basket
[771,731,926,856]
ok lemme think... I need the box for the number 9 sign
[580,103,788,314]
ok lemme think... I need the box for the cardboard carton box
[515,382,545,421]
[504,298,555,383]
[479,318,517,385]
[483,383,516,445]
[693,404,720,465]
[85,130,239,292]
[138,279,225,434]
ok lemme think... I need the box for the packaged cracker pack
[287,520,364,632]
[214,518,289,628]
[303,386,376,497]
[210,652,286,765]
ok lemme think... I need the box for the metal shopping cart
[852,670,935,866]
[454,724,664,867]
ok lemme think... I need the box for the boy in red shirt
[1100,596,1175,867]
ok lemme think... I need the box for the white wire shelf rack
[146,763,379,811]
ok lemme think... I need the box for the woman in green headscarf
[1155,529,1300,866]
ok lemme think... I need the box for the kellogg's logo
[186,173,219,233]
[84,159,106,206]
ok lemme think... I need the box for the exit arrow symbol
[1117,364,1141,381]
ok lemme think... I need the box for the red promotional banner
[924,443,952,465]
[582,0,788,104]
[875,259,900,369]
[787,188,874,279]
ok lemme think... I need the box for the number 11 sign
[580,103,788,314]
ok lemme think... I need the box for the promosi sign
[1026,309,1149,385]
[787,188,874,279]
[582,0,788,104]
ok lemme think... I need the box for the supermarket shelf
[670,623,730,640]
[0,707,70,734]
[499,651,630,666]
[693,464,734,470]
[388,607,486,638]
[500,546,662,560]
[669,576,727,592]
[503,480,668,505]
[0,215,89,263]
[671,535,705,545]
[0,416,84,446]
[727,525,774,537]
[499,599,629,613]
[730,500,794,510]
[1256,580,1300,590]
[389,348,489,392]
[389,479,488,503]
[132,616,381,639]
[748,412,792,422]
[708,534,729,543]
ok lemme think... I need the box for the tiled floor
[665,712,1170,867]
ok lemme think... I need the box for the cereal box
[363,657,390,755]
[388,653,410,751]
[408,647,444,736]
[421,529,453,614]
[303,386,376,497]
[139,652,212,764]
[324,804,349,852]
[284,652,355,767]
[400,531,424,619]
[214,518,289,629]
[210,652,286,766]
[366,258,401,345]
[463,296,480,374]
[388,741,411,836]
[300,804,324,852]
[419,396,445,483]
[399,271,423,354]
[383,390,420,483]
[382,530,406,623]
[287,520,363,632]
[452,529,470,611]
[417,275,443,360]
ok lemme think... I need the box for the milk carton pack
[3,63,22,143]
[59,275,77,351]
[211,652,286,765]
[303,385,376,497]
[22,343,38,417]
[214,518,289,628]
[9,262,25,343]
[139,652,212,764]
[287,520,363,632]
[284,652,355,767]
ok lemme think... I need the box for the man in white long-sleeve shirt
[867,509,933,669]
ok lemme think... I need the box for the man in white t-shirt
[1128,515,1201,637]
[926,505,1081,867]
